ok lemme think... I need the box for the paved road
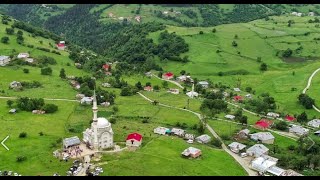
[137,92,257,176]
[0,96,79,102]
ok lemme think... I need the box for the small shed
[63,136,81,149]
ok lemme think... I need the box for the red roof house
[144,86,153,92]
[285,115,295,122]
[255,119,273,130]
[233,96,243,102]
[126,133,143,148]
[102,64,111,71]
[162,72,174,80]
[56,43,66,50]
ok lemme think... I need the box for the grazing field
[148,15,320,117]
[99,136,247,176]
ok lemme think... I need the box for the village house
[57,42,66,50]
[195,134,211,144]
[126,133,142,150]
[267,112,280,118]
[223,92,229,97]
[154,127,170,135]
[75,63,82,68]
[177,75,193,83]
[233,88,241,92]
[297,12,303,17]
[315,130,320,136]
[238,129,250,139]
[250,132,275,144]
[63,136,81,149]
[254,119,273,130]
[135,16,141,23]
[9,109,17,114]
[80,97,93,105]
[0,55,10,66]
[291,12,298,16]
[75,93,85,100]
[198,81,209,88]
[102,64,111,71]
[285,115,295,122]
[25,58,34,63]
[245,94,252,99]
[307,119,320,128]
[168,88,179,95]
[186,91,199,98]
[102,83,111,88]
[250,156,285,176]
[228,142,246,154]
[100,102,111,107]
[32,110,46,114]
[181,147,202,158]
[67,76,75,80]
[171,128,185,137]
[289,125,309,136]
[308,12,315,16]
[246,144,269,157]
[145,71,152,77]
[144,86,153,92]
[108,12,114,17]
[163,11,169,15]
[233,95,243,102]
[184,133,195,140]
[70,80,80,89]
[17,53,29,59]
[225,114,235,120]
[162,72,174,80]
[9,81,22,90]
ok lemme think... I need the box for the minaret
[92,90,99,149]
[191,83,195,98]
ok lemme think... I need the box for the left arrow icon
[1,136,10,151]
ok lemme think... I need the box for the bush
[211,139,222,148]
[42,104,58,113]
[23,68,29,74]
[221,134,231,141]
[142,119,149,123]
[109,117,116,124]
[41,67,52,75]
[112,106,119,113]
[16,156,27,162]
[19,132,27,138]
[275,121,288,131]
[39,132,44,136]
[1,36,9,44]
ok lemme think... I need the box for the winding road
[151,74,184,89]
[302,67,320,113]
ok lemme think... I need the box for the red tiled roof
[126,133,142,141]
[285,115,295,121]
[255,119,273,129]
[164,72,174,77]
[234,96,243,101]
[102,64,110,69]
[144,86,153,91]
[57,43,65,47]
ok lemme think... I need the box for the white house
[246,144,269,157]
[195,134,211,144]
[101,83,111,88]
[289,125,309,136]
[25,58,34,63]
[171,128,185,137]
[238,129,250,139]
[234,88,241,92]
[184,133,195,140]
[291,12,298,16]
[76,93,85,100]
[251,156,277,173]
[228,142,246,153]
[250,132,275,144]
[81,97,93,105]
[163,11,169,15]
[267,112,280,118]
[177,75,192,82]
[223,92,229,97]
[297,12,303,17]
[225,114,235,120]
[181,147,202,158]
[17,53,29,59]
[9,81,22,89]
[186,91,198,98]
[198,81,209,88]
[154,127,170,135]
[0,55,10,66]
[245,94,252,99]
[308,12,315,16]
[307,119,320,128]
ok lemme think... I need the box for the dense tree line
[298,94,315,109]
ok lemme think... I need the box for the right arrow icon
[1,135,10,151]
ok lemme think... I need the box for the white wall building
[0,56,10,66]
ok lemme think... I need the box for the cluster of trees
[181,9,198,19]
[200,91,228,116]
[37,55,57,66]
[16,30,24,44]
[21,81,42,89]
[282,48,293,58]
[157,30,189,62]
[15,97,58,113]
[1,36,9,44]
[298,94,315,109]
[308,17,320,23]
[41,67,52,75]
[153,10,198,27]
[234,109,248,125]
[244,93,276,114]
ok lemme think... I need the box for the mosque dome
[97,117,110,128]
